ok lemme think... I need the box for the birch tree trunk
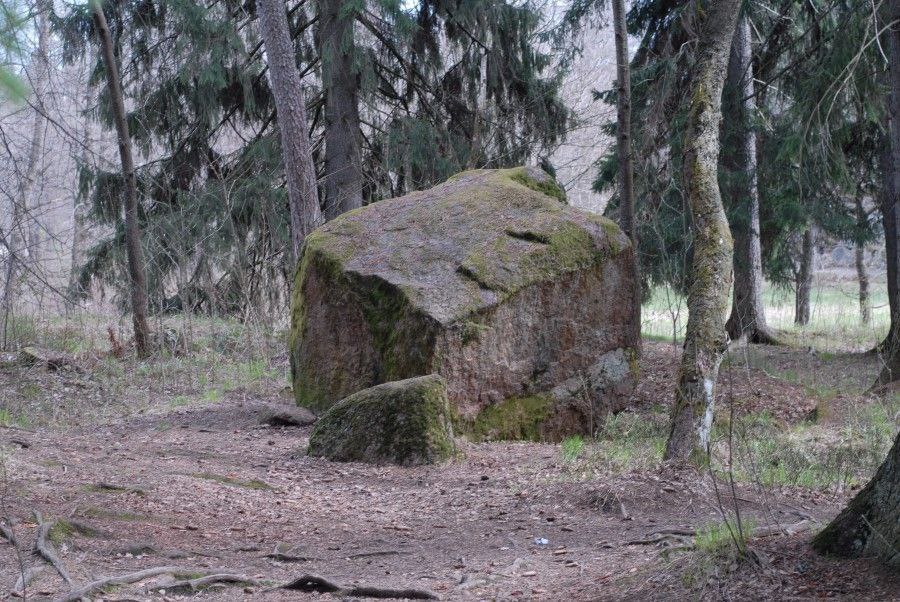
[256,0,322,264]
[612,0,641,353]
[723,15,779,345]
[92,0,150,356]
[663,0,741,462]
[319,0,363,219]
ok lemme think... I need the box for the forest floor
[1,314,900,600]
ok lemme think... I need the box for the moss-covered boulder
[291,167,638,440]
[307,375,456,465]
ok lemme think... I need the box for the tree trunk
[813,430,900,566]
[69,56,94,299]
[257,0,322,264]
[794,227,814,326]
[877,0,900,382]
[663,0,741,463]
[1,0,50,347]
[723,15,779,345]
[875,139,898,354]
[92,0,150,356]
[612,0,641,353]
[817,5,900,563]
[855,195,871,325]
[25,0,49,272]
[318,0,363,219]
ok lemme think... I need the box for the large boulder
[290,167,638,440]
[307,374,456,465]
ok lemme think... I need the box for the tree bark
[723,15,779,345]
[875,139,898,354]
[612,0,641,353]
[1,0,50,347]
[663,0,741,463]
[794,227,814,326]
[257,0,322,264]
[813,430,900,566]
[855,195,871,325]
[92,0,150,356]
[318,0,363,219]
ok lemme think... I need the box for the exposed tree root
[34,513,74,586]
[12,565,43,595]
[0,520,20,548]
[625,520,812,547]
[279,574,438,599]
[54,566,195,602]
[162,572,260,594]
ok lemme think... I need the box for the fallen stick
[34,514,74,586]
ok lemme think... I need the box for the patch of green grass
[0,408,28,428]
[723,401,898,492]
[191,472,272,490]
[169,395,191,409]
[561,435,585,462]
[694,518,754,557]
[76,506,149,522]
[202,388,222,403]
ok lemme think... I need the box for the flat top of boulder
[301,167,630,324]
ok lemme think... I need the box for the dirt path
[1,343,899,600]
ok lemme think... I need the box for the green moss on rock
[307,374,456,465]
[468,394,554,442]
[508,167,567,203]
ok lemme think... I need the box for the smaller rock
[307,374,456,466]
[260,406,317,427]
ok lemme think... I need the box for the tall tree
[612,0,640,351]
[319,0,362,219]
[91,0,150,355]
[663,0,741,462]
[723,14,778,345]
[1,0,49,345]
[877,0,900,384]
[813,0,900,564]
[257,0,322,263]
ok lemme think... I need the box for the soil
[0,342,898,601]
